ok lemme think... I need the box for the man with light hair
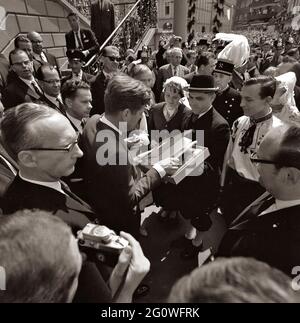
[156,47,190,100]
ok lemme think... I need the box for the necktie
[75,32,83,49]
[56,99,67,116]
[238,112,272,154]
[231,193,275,228]
[31,81,43,97]
[239,120,256,154]
[173,66,178,76]
[80,118,87,133]
[60,181,87,207]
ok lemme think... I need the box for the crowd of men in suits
[1,9,300,302]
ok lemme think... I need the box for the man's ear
[65,98,73,109]
[266,96,273,104]
[17,151,38,168]
[280,167,300,185]
[121,108,130,121]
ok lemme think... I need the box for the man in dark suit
[90,0,115,47]
[0,54,9,95]
[65,12,99,63]
[27,31,60,76]
[219,124,300,277]
[90,46,120,116]
[176,75,230,258]
[1,103,150,303]
[2,49,43,109]
[62,49,95,86]
[156,48,190,100]
[36,64,66,116]
[81,75,178,238]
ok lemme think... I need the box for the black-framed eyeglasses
[42,79,61,85]
[104,56,121,62]
[27,137,79,153]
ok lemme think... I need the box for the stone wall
[0,0,90,69]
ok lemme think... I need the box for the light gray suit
[156,63,189,99]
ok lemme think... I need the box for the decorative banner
[187,0,196,43]
[213,0,225,34]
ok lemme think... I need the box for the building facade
[232,0,288,31]
[157,0,236,36]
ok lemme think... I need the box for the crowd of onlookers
[1,10,300,303]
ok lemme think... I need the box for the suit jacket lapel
[17,78,40,100]
[27,86,41,100]
[32,53,43,64]
[60,180,95,214]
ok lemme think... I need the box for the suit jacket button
[225,101,228,103]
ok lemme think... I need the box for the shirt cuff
[153,163,166,178]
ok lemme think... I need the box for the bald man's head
[27,31,43,54]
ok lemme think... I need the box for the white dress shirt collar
[44,93,62,107]
[260,198,300,216]
[19,76,34,87]
[66,112,83,133]
[19,173,65,195]
[100,114,122,135]
[275,199,300,211]
[40,51,48,62]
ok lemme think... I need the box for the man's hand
[158,157,181,176]
[109,232,150,302]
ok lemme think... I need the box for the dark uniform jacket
[213,86,243,128]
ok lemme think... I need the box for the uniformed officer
[212,59,243,128]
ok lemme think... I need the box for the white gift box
[134,131,210,185]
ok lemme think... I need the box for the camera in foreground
[77,224,129,266]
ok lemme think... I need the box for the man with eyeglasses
[218,124,300,277]
[221,76,283,224]
[2,49,43,109]
[36,64,66,116]
[90,46,120,116]
[27,31,60,77]
[1,103,150,303]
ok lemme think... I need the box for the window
[165,3,170,16]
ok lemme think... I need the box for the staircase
[0,0,90,69]
[0,0,158,73]
[79,0,158,74]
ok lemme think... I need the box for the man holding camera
[1,103,149,302]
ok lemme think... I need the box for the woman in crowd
[148,76,191,222]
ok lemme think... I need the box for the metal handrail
[84,0,141,71]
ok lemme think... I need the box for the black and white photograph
[0,0,300,307]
